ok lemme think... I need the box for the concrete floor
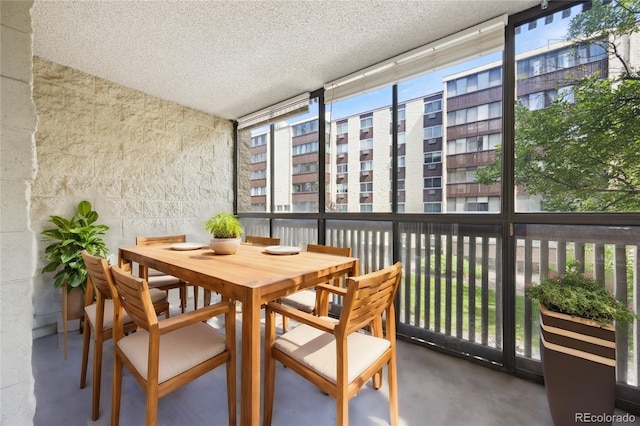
[32,291,639,426]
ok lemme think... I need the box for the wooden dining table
[118,242,359,426]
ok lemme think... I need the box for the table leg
[240,291,262,426]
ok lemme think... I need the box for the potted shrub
[204,212,243,254]
[525,261,639,425]
[41,200,110,292]
[41,200,109,358]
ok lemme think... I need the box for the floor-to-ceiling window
[326,88,393,214]
[505,3,640,400]
[236,0,640,410]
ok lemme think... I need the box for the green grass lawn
[401,271,531,347]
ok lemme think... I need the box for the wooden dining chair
[201,235,281,306]
[80,251,169,421]
[263,262,402,426]
[109,265,236,426]
[279,244,352,332]
[135,235,195,312]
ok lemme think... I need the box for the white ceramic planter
[209,237,241,254]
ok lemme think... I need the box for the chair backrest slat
[308,244,353,289]
[307,244,352,257]
[339,262,402,336]
[245,235,280,246]
[110,265,157,331]
[136,235,186,246]
[82,250,115,300]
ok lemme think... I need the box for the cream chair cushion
[85,300,133,331]
[84,288,166,332]
[281,289,316,313]
[148,274,181,286]
[148,268,165,277]
[147,288,169,303]
[117,322,227,384]
[274,316,390,384]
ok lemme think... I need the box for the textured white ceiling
[31,0,539,120]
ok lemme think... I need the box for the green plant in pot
[42,200,110,292]
[525,261,639,425]
[204,212,243,254]
[41,200,109,358]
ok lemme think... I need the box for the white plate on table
[170,242,204,251]
[264,245,301,255]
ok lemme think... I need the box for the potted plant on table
[205,212,243,255]
[41,200,110,358]
[525,261,639,425]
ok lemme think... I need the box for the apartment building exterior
[247,39,609,214]
[444,38,607,212]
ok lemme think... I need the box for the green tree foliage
[476,0,640,211]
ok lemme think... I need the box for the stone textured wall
[31,57,235,331]
[237,128,252,212]
[0,1,37,423]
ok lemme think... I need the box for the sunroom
[3,0,640,424]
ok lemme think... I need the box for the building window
[251,186,266,196]
[528,92,544,111]
[293,202,317,212]
[360,116,373,129]
[336,143,349,154]
[456,78,467,96]
[466,198,490,212]
[398,105,406,121]
[292,162,318,175]
[447,68,501,96]
[424,177,442,188]
[423,125,443,139]
[467,136,483,152]
[250,169,266,180]
[424,202,442,213]
[488,68,501,87]
[336,122,348,134]
[360,182,373,193]
[336,183,348,193]
[360,204,373,212]
[488,133,501,150]
[448,102,502,126]
[360,161,373,171]
[424,99,442,114]
[292,182,319,193]
[292,141,318,155]
[336,164,348,173]
[360,138,373,150]
[477,71,490,90]
[424,151,442,164]
[251,134,267,147]
[292,120,319,136]
[448,135,499,155]
[251,152,266,163]
[558,85,574,103]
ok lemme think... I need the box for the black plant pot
[539,303,616,426]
